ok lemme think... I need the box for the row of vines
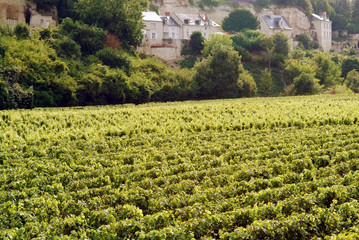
[1,95,359,239]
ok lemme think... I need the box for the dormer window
[184,19,189,24]
[195,20,200,25]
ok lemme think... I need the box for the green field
[2,95,359,239]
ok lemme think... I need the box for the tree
[75,0,148,49]
[222,9,259,33]
[202,34,233,57]
[346,69,359,93]
[272,32,290,56]
[190,32,205,55]
[33,0,60,9]
[14,22,30,40]
[313,52,343,87]
[285,58,317,84]
[295,34,316,50]
[341,57,359,78]
[194,45,243,99]
[58,18,106,56]
[261,68,273,96]
[349,0,359,33]
[293,73,320,95]
[231,30,264,51]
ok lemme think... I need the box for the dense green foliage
[2,95,359,238]
[74,0,148,49]
[222,9,259,34]
[189,32,205,55]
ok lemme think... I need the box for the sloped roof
[312,13,330,22]
[262,15,292,30]
[142,11,162,22]
[174,13,205,25]
[160,16,180,26]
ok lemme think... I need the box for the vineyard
[2,95,359,239]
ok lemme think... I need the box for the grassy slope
[1,95,359,238]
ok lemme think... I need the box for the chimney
[320,12,327,20]
[165,12,170,17]
[205,14,209,22]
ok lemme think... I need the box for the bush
[96,48,133,74]
[231,30,264,52]
[295,34,317,50]
[180,56,197,69]
[53,37,82,59]
[14,22,30,40]
[202,34,233,57]
[342,57,359,78]
[59,18,106,55]
[346,69,359,93]
[293,73,320,95]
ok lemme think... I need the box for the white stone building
[311,12,332,52]
[259,15,292,39]
[138,11,222,60]
[170,12,221,40]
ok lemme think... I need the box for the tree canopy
[74,0,148,48]
[222,9,259,34]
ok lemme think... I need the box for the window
[151,33,157,39]
[40,19,44,24]
[150,23,156,29]
[172,32,175,39]
[184,19,189,24]
[164,32,169,39]
[195,20,200,25]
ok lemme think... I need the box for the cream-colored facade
[259,15,292,40]
[311,12,332,52]
[141,12,164,47]
[170,12,221,40]
[138,11,222,60]
[29,12,57,28]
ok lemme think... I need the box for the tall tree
[75,0,148,49]
[222,9,259,33]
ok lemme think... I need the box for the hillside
[150,0,312,37]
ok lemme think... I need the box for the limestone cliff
[0,0,57,27]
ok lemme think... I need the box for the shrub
[346,69,359,93]
[59,18,106,55]
[53,37,82,59]
[14,22,30,40]
[180,56,197,69]
[95,48,133,74]
[293,73,320,95]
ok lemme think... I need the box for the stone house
[311,12,332,52]
[170,12,221,40]
[141,11,164,47]
[259,15,292,39]
[138,11,221,60]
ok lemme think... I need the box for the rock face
[0,0,57,27]
[0,0,28,25]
